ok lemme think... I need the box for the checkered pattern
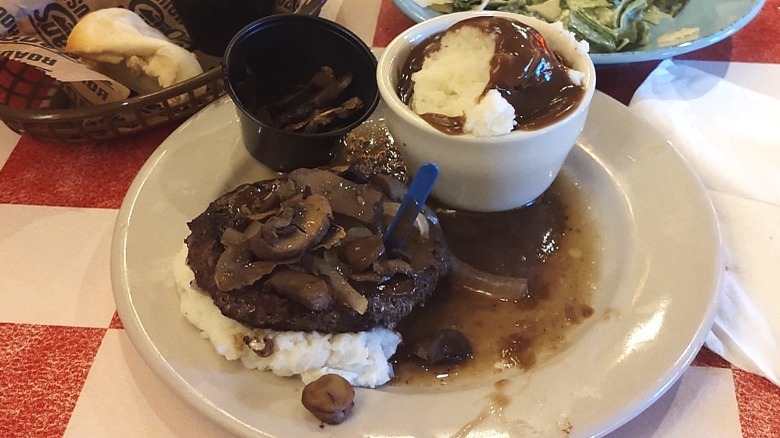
[1,0,778,436]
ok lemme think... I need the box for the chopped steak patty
[184,167,449,333]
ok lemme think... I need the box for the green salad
[426,0,691,53]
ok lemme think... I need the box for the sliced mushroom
[343,226,373,242]
[249,193,333,260]
[312,72,353,107]
[260,205,295,244]
[265,269,333,311]
[341,234,384,273]
[302,96,364,133]
[266,66,336,114]
[369,174,408,202]
[243,220,263,239]
[410,329,473,364]
[214,244,292,292]
[277,71,354,129]
[372,259,414,277]
[227,182,281,218]
[313,224,347,250]
[290,168,384,228]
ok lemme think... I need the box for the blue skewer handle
[384,162,439,251]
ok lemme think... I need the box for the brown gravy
[391,176,600,387]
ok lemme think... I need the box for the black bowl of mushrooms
[223,14,380,172]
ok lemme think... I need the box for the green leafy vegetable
[442,0,691,53]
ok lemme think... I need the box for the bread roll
[66,8,204,95]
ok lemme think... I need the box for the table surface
[1,0,778,436]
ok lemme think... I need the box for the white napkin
[320,0,382,45]
[629,59,780,386]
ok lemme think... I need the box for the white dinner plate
[112,91,722,437]
[392,0,765,64]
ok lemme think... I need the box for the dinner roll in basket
[66,8,203,95]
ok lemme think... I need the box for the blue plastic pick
[383,162,439,251]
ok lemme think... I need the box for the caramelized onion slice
[220,227,248,246]
[450,257,528,300]
[303,254,369,314]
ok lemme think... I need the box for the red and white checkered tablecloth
[1,0,778,436]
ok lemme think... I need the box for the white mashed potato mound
[410,19,588,137]
[411,25,513,136]
[548,21,589,86]
[173,246,401,388]
[463,89,516,137]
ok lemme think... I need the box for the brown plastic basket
[0,0,325,144]
[0,56,226,143]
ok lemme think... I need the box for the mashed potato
[410,24,517,136]
[408,18,588,137]
[173,246,401,388]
